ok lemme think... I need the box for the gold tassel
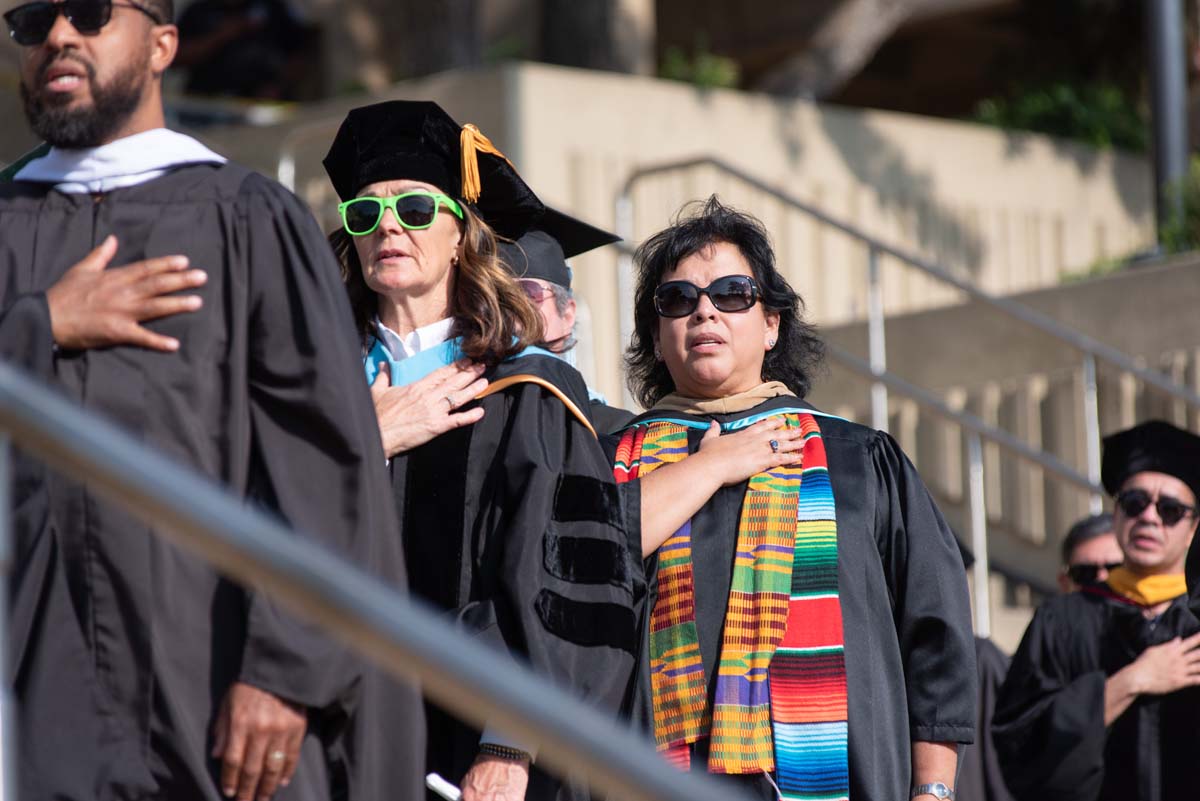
[460,123,513,203]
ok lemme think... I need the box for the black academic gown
[588,399,635,435]
[0,163,423,801]
[993,589,1200,801]
[958,638,1016,801]
[609,395,977,801]
[389,352,642,801]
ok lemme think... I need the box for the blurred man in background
[1057,512,1122,593]
[498,208,635,433]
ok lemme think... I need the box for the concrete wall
[211,62,1152,405]
[3,61,1157,412]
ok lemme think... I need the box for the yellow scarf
[1105,566,1187,607]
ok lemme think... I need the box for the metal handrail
[826,344,1101,636]
[618,156,1199,406]
[0,362,750,801]
[277,118,344,192]
[615,155,1200,500]
[827,345,1101,495]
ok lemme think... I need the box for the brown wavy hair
[330,205,543,366]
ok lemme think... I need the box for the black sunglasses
[653,275,760,318]
[1115,488,1197,528]
[4,0,162,46]
[1066,561,1122,586]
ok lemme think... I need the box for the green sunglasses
[338,190,464,236]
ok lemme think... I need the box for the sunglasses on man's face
[1066,561,1122,586]
[518,279,554,303]
[338,191,464,237]
[653,274,760,318]
[4,0,162,46]
[1115,488,1197,528]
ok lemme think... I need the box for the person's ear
[150,24,179,76]
[1056,571,1073,594]
[562,297,577,330]
[764,309,780,350]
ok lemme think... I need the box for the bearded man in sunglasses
[0,2,422,800]
[994,420,1200,801]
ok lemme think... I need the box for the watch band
[478,742,532,762]
[911,782,954,800]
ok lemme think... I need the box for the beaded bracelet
[478,743,533,762]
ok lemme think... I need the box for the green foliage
[659,38,740,90]
[971,81,1148,151]
[1061,254,1132,284]
[1159,156,1200,254]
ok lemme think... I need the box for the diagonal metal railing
[827,344,1101,634]
[616,156,1200,508]
[0,361,752,801]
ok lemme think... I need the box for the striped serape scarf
[614,412,849,801]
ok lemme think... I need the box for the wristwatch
[911,783,954,800]
[478,742,532,762]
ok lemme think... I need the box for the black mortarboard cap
[1101,420,1200,501]
[497,207,620,288]
[322,100,543,239]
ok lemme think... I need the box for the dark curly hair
[625,195,825,408]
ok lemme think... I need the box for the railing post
[967,432,991,638]
[615,190,637,410]
[0,435,14,801]
[867,245,889,432]
[1082,354,1103,513]
[277,152,296,193]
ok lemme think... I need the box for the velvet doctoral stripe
[612,413,849,800]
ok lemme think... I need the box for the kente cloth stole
[613,413,849,801]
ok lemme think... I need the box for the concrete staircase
[811,253,1200,650]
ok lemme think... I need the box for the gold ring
[444,395,455,409]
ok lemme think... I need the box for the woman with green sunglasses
[322,100,642,801]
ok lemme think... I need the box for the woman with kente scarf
[610,197,976,801]
[322,100,641,801]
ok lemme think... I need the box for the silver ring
[267,750,286,764]
[769,439,779,453]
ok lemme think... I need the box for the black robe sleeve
[491,377,642,711]
[871,431,977,744]
[233,174,407,708]
[992,599,1108,801]
[958,638,1016,801]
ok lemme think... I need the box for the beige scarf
[651,381,792,415]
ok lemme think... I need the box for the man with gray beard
[0,1,423,799]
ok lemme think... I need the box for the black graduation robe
[588,398,635,435]
[992,588,1200,801]
[0,162,423,801]
[388,351,642,801]
[958,638,1016,801]
[607,395,977,801]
